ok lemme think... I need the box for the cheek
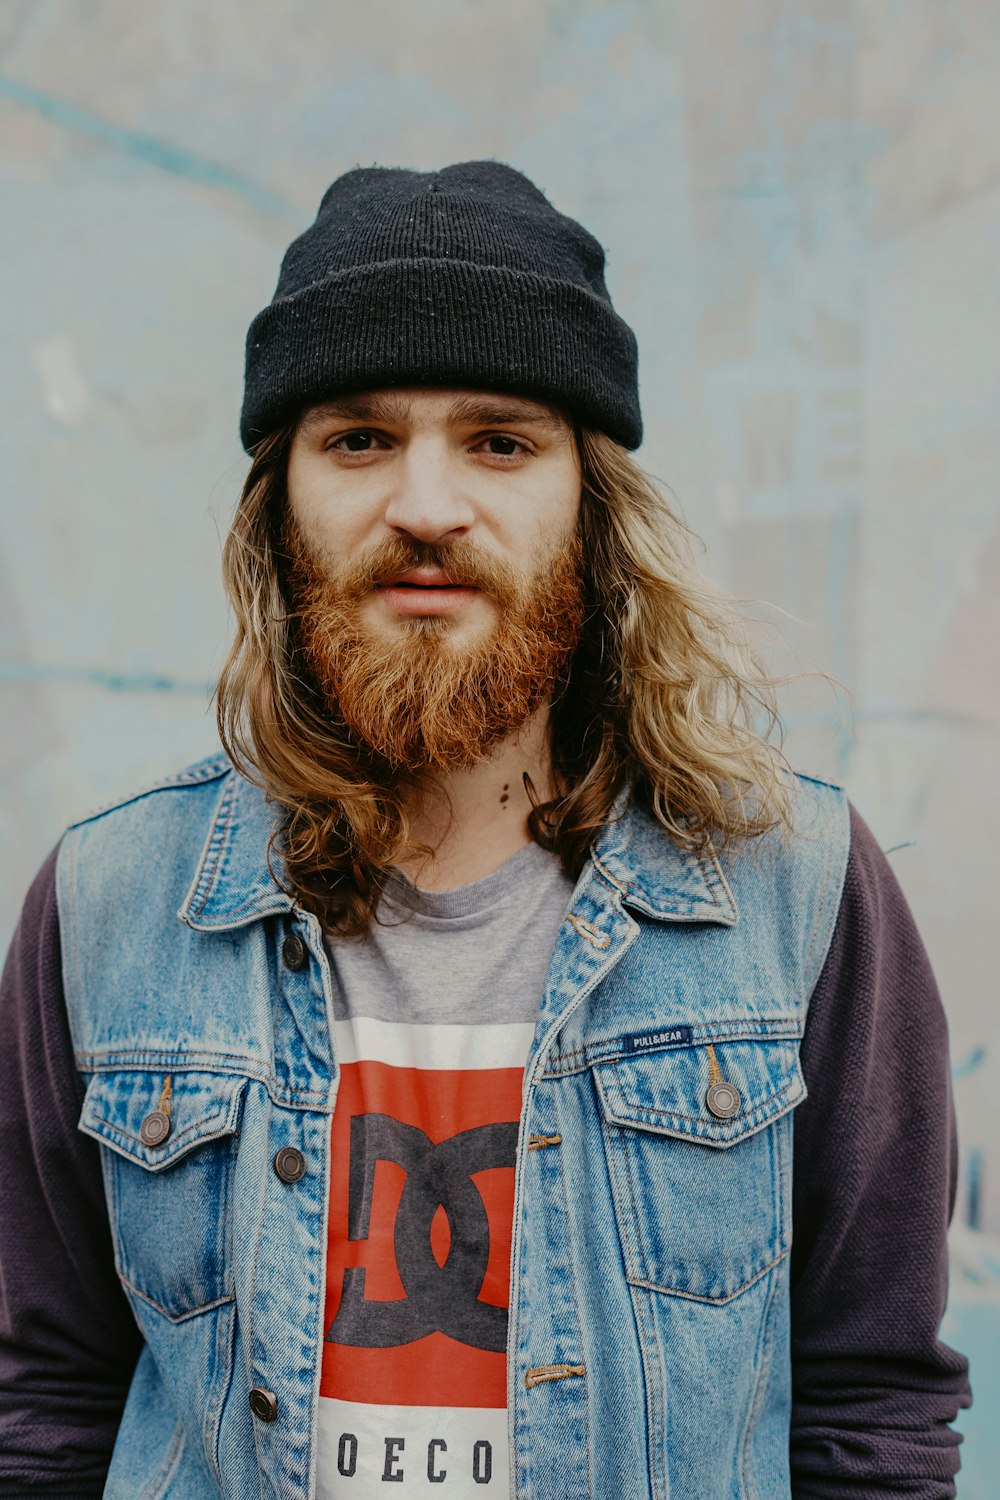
[287,489,370,565]
[500,475,579,558]
[525,501,581,568]
[286,450,369,546]
[531,464,582,548]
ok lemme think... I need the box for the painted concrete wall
[2,0,997,1488]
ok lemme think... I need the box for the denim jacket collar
[589,792,738,925]
[178,766,738,932]
[179,766,295,931]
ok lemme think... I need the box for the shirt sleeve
[790,804,972,1498]
[0,844,143,1497]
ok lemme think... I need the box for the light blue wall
[2,1,997,1489]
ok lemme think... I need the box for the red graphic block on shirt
[321,1060,523,1408]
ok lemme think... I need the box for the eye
[326,429,384,454]
[478,434,529,460]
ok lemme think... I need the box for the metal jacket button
[139,1110,171,1147]
[706,1081,742,1119]
[282,933,308,971]
[274,1147,307,1184]
[248,1387,278,1423]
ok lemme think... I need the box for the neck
[394,707,555,891]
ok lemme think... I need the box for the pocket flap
[594,1038,805,1146]
[79,1069,247,1170]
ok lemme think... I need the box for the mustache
[287,528,526,607]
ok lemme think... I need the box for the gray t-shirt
[316,839,575,1499]
[327,836,576,1028]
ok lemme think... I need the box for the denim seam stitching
[627,1251,668,1499]
[119,1274,236,1323]
[104,1141,125,1287]
[588,858,628,899]
[552,1022,804,1066]
[694,849,726,906]
[747,1128,787,1497]
[605,1115,643,1287]
[76,1057,329,1106]
[593,840,736,920]
[196,880,293,923]
[736,1143,784,1500]
[79,1049,262,1066]
[188,775,238,917]
[244,1092,271,1489]
[604,1066,800,1133]
[800,791,850,996]
[603,1104,667,1489]
[67,755,230,831]
[626,1245,791,1305]
[542,1021,804,1075]
[86,1109,236,1157]
[544,1043,793,1078]
[802,816,841,982]
[205,1279,237,1486]
[61,838,85,1067]
[552,1093,591,1487]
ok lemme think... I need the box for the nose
[381,438,476,544]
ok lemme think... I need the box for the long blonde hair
[216,421,790,935]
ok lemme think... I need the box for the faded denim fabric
[56,753,849,1500]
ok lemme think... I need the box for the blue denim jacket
[57,753,848,1500]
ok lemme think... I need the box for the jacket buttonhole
[568,916,611,950]
[525,1362,586,1389]
[527,1133,562,1151]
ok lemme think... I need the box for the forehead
[296,386,572,437]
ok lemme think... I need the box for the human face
[285,386,582,649]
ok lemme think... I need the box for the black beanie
[240,160,642,452]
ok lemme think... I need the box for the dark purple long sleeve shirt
[0,807,971,1495]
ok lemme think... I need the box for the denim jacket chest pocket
[593,1032,805,1303]
[78,1068,248,1321]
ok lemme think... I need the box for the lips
[380,569,474,590]
[373,567,483,618]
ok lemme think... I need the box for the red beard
[283,518,585,774]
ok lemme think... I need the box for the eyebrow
[298,390,569,436]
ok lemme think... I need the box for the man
[0,161,971,1498]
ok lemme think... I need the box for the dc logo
[327,1114,518,1352]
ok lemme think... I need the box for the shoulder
[65,750,234,832]
[56,752,249,923]
[784,769,850,838]
[780,782,906,932]
[714,770,852,995]
[718,769,850,894]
